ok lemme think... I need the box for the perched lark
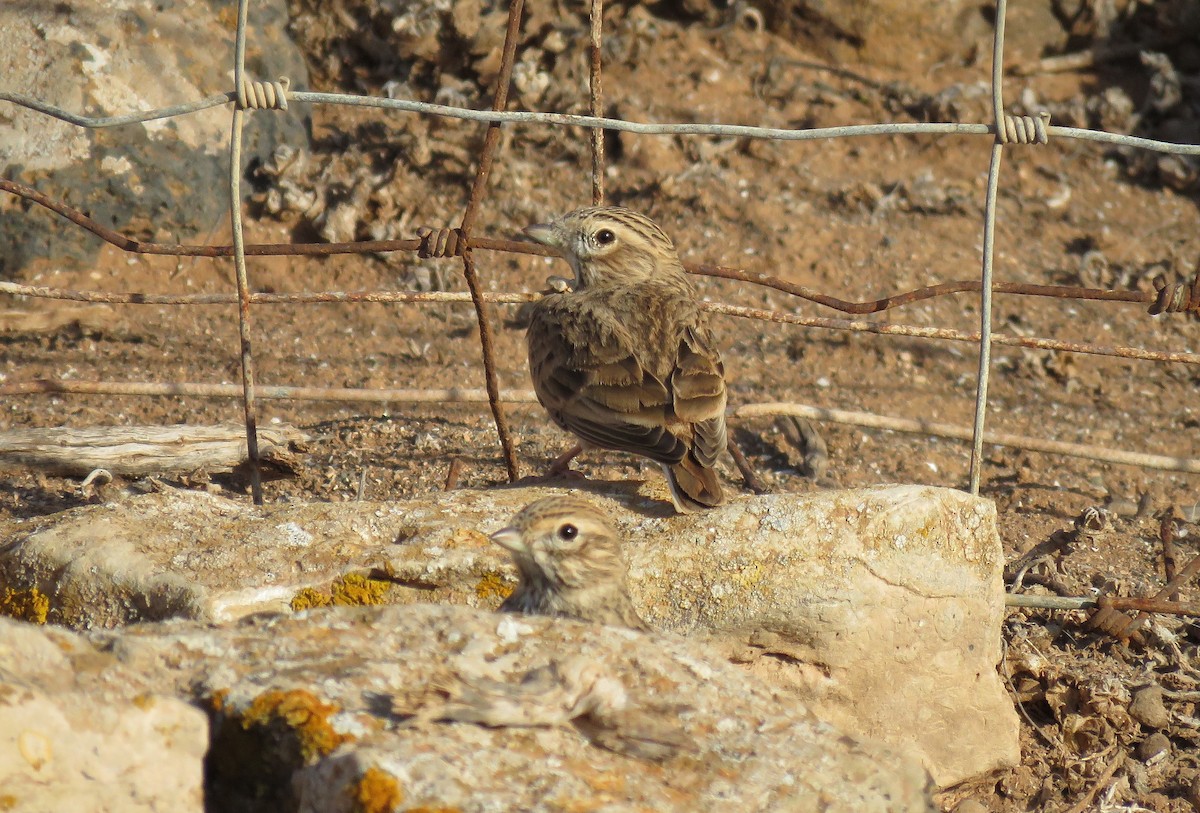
[523,206,728,513]
[491,496,648,630]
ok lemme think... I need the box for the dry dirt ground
[2,1,1200,810]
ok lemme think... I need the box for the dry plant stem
[1006,594,1200,617]
[456,0,526,483]
[1123,550,1200,637]
[1161,515,1180,600]
[734,402,1200,475]
[0,380,541,403]
[725,437,769,495]
[443,457,465,491]
[589,0,605,205]
[1062,749,1126,813]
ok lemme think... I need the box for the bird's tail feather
[663,458,723,513]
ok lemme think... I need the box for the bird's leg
[546,443,585,477]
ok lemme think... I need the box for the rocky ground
[3,0,1200,811]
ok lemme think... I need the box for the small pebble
[953,800,988,813]
[1136,732,1171,762]
[1129,685,1171,729]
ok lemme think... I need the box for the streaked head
[523,206,684,287]
[490,496,627,590]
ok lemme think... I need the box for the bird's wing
[670,324,728,468]
[528,305,688,465]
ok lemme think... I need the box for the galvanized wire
[8,87,1200,156]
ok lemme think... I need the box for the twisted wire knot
[1149,271,1200,317]
[238,76,290,111]
[998,111,1050,145]
[417,227,465,258]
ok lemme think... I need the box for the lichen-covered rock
[94,603,935,812]
[0,483,1019,784]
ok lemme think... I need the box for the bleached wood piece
[0,424,307,477]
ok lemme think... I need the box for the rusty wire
[450,0,527,483]
[2,0,1200,500]
[1,176,1190,318]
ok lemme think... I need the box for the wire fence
[2,0,1200,505]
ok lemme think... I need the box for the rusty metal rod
[454,0,526,483]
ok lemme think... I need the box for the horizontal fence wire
[6,88,1200,157]
[1,0,1198,500]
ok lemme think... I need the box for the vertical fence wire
[968,0,1010,496]
[230,0,263,504]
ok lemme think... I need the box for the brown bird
[523,206,728,513]
[491,495,648,630]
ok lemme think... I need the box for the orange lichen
[474,572,512,603]
[350,766,404,813]
[291,573,392,612]
[242,689,350,763]
[331,573,392,605]
[0,587,50,624]
[290,587,334,612]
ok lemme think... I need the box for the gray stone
[0,618,208,812]
[0,0,308,273]
[0,483,1019,785]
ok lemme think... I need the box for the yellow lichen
[0,793,17,810]
[242,689,349,763]
[290,587,334,612]
[350,766,404,813]
[291,573,392,612]
[0,587,50,624]
[474,572,512,603]
[330,573,392,606]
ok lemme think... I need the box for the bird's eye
[595,228,616,245]
[557,523,579,541]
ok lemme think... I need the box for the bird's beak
[490,527,526,553]
[522,222,561,250]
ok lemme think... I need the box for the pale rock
[0,618,208,813]
[0,483,1019,784]
[0,0,308,272]
[95,603,936,812]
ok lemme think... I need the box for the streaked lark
[523,206,727,513]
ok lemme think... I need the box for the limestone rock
[0,618,208,812]
[0,0,309,273]
[0,483,1019,785]
[94,603,935,812]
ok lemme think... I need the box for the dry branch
[0,424,308,478]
